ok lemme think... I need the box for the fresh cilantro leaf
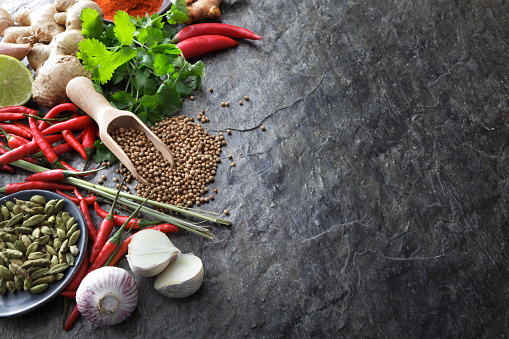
[113,11,136,45]
[110,91,137,110]
[176,81,193,96]
[153,53,175,76]
[155,81,183,115]
[165,0,189,24]
[80,7,103,38]
[92,140,118,164]
[152,43,181,54]
[138,26,164,48]
[136,48,154,67]
[134,69,158,95]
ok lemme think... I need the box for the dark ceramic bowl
[0,190,87,317]
[103,0,174,23]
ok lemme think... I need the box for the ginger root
[186,0,222,23]
[0,0,103,108]
[0,4,64,44]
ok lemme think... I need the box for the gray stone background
[1,0,509,337]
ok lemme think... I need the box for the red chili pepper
[25,167,103,182]
[0,140,38,166]
[32,131,83,158]
[6,133,30,149]
[108,223,179,266]
[29,116,63,169]
[0,113,26,121]
[41,116,91,136]
[62,130,87,160]
[38,103,78,131]
[0,123,32,139]
[0,181,76,194]
[176,35,239,59]
[81,123,97,160]
[60,290,76,298]
[0,165,14,173]
[74,189,97,243]
[0,106,38,114]
[90,189,122,263]
[173,23,262,43]
[64,247,88,292]
[56,190,96,205]
[64,304,81,332]
[12,121,31,135]
[93,202,161,229]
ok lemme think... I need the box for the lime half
[0,55,33,108]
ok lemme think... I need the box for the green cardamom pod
[12,205,22,214]
[13,240,26,254]
[55,273,64,281]
[66,252,75,266]
[0,265,13,280]
[3,249,23,259]
[5,201,15,212]
[6,212,24,228]
[4,241,15,250]
[44,204,55,217]
[50,255,59,268]
[20,234,32,249]
[66,224,78,238]
[0,239,5,251]
[53,238,62,251]
[28,252,46,260]
[6,280,16,293]
[56,228,66,241]
[21,258,50,269]
[25,242,38,257]
[46,263,68,275]
[40,226,52,236]
[54,200,65,214]
[47,215,55,224]
[24,207,45,215]
[30,195,46,205]
[1,206,9,220]
[0,252,9,266]
[46,199,57,207]
[14,275,23,291]
[69,245,79,256]
[10,263,29,279]
[37,234,50,246]
[23,278,32,291]
[30,283,48,294]
[62,212,70,224]
[60,239,69,253]
[45,244,57,257]
[32,227,41,239]
[13,227,33,235]
[33,274,56,285]
[0,232,17,242]
[22,214,46,228]
[58,251,67,265]
[65,217,75,231]
[29,268,50,281]
[68,230,81,246]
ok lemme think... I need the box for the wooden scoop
[66,76,174,186]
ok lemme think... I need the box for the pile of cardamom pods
[0,195,81,294]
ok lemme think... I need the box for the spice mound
[112,116,225,208]
[95,0,164,21]
[0,195,81,295]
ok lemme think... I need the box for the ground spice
[95,0,164,21]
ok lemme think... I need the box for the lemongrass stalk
[10,159,231,226]
[84,185,215,239]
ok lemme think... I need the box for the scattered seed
[227,129,232,135]
[224,209,229,215]
[231,162,236,167]
[101,175,106,180]
[214,188,218,193]
[226,102,230,107]
[113,177,119,182]
[209,88,213,93]
[244,95,249,101]
[261,126,266,131]
[228,154,233,160]
[97,179,103,184]
[190,95,195,101]
[221,102,225,107]
[239,101,243,105]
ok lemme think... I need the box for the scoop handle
[66,77,113,125]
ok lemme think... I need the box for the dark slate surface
[1,0,509,337]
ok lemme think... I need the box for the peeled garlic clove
[127,229,180,277]
[154,253,204,298]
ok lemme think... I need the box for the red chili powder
[95,0,164,21]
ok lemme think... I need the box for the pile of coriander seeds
[111,116,226,208]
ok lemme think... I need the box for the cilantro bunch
[77,0,205,126]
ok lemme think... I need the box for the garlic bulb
[127,229,180,277]
[76,266,138,326]
[154,253,204,298]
